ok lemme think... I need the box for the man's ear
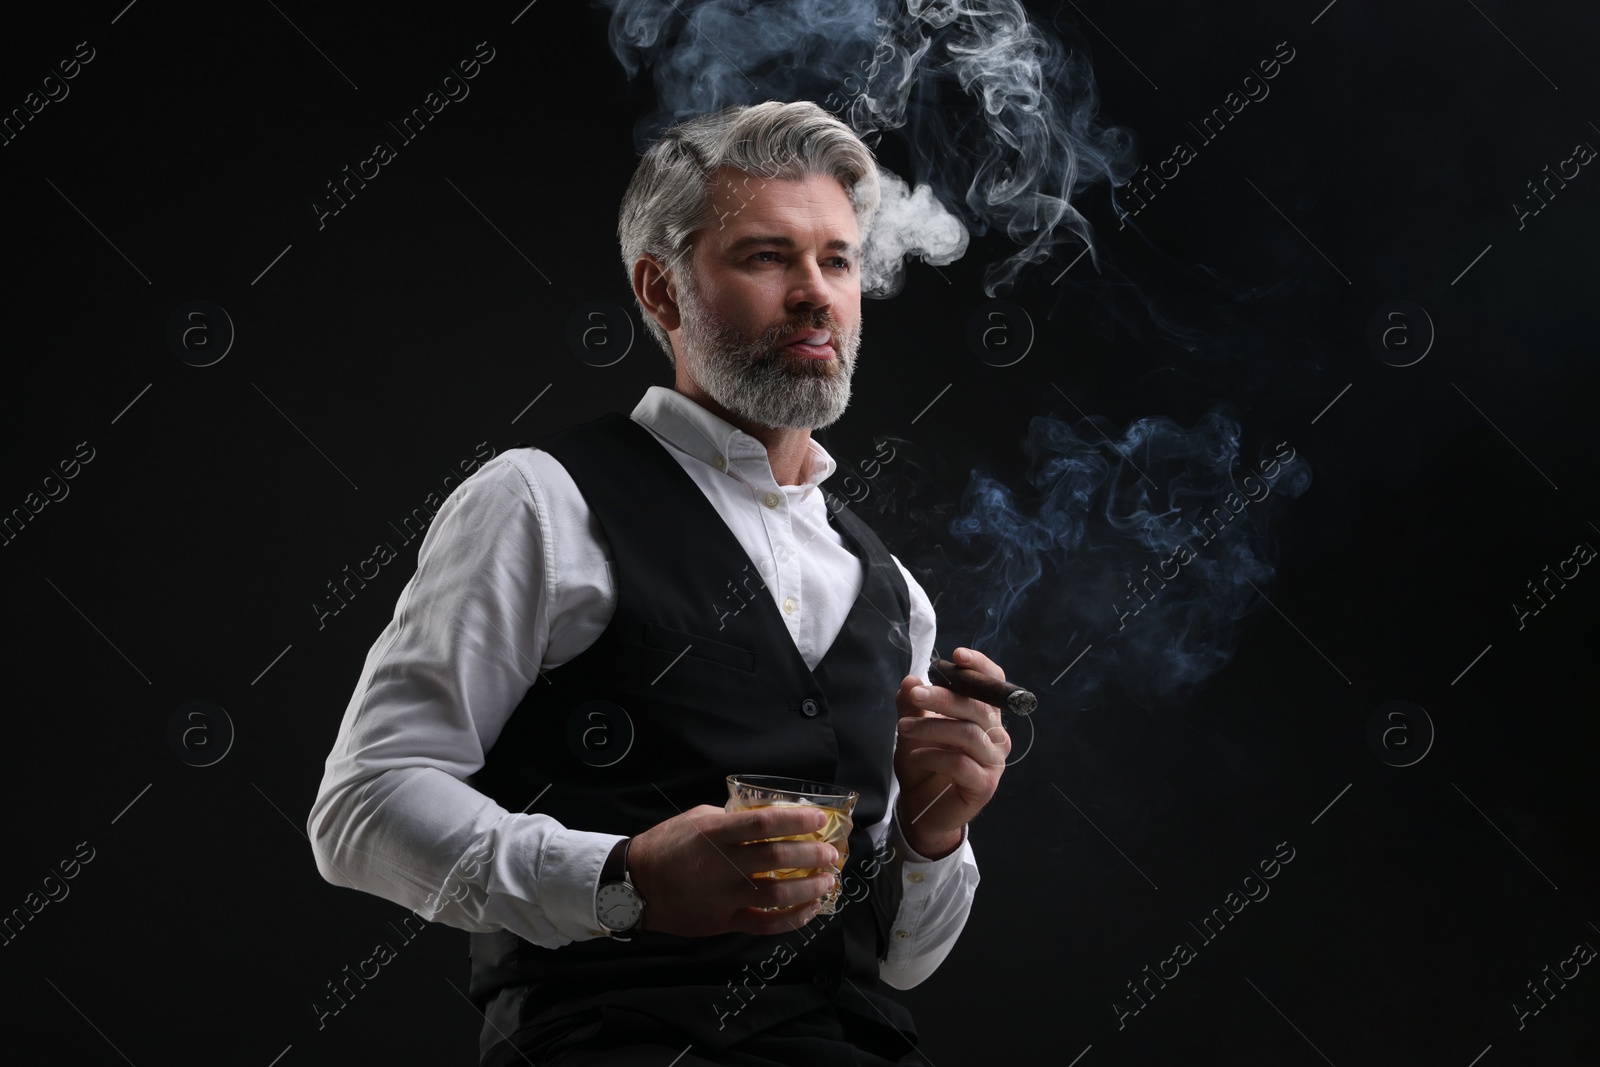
[632,254,682,333]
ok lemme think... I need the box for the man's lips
[783,340,835,359]
[781,329,835,359]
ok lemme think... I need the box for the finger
[952,646,1005,682]
[899,716,1010,763]
[737,839,840,876]
[902,746,991,791]
[720,805,829,845]
[745,871,837,913]
[906,681,998,730]
[733,897,825,936]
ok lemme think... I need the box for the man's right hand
[627,804,841,937]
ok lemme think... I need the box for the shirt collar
[631,385,838,492]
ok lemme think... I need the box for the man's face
[670,165,863,431]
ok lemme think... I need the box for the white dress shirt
[307,385,979,990]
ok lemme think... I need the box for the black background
[2,1,1596,1064]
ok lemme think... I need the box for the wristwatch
[595,837,645,939]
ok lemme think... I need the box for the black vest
[465,412,916,1050]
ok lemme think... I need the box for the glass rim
[725,774,859,801]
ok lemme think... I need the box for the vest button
[812,972,835,990]
[801,699,819,717]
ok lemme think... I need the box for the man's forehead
[704,165,858,241]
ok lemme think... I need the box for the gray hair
[617,100,881,363]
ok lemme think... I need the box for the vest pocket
[641,621,757,673]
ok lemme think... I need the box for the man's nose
[785,257,832,312]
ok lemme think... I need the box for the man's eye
[752,251,780,262]
[829,258,852,269]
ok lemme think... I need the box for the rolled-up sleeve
[305,451,621,946]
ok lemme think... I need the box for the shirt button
[895,929,910,940]
[713,454,726,470]
[763,491,781,508]
[782,595,797,614]
[906,872,924,884]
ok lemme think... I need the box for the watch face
[597,883,642,931]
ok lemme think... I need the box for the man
[307,100,1012,1066]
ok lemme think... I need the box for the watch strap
[597,837,641,938]
[601,836,630,886]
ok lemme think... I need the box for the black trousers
[483,997,926,1067]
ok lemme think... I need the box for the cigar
[927,657,1037,716]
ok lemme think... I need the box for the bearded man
[308,99,1012,1066]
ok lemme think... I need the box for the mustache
[765,312,850,347]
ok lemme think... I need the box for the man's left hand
[892,647,1011,860]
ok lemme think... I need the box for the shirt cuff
[533,828,628,941]
[888,815,971,884]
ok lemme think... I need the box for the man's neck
[672,384,814,487]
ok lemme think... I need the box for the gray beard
[676,280,860,431]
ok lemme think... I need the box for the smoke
[598,0,1314,710]
[851,411,1311,710]
[597,0,1137,296]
